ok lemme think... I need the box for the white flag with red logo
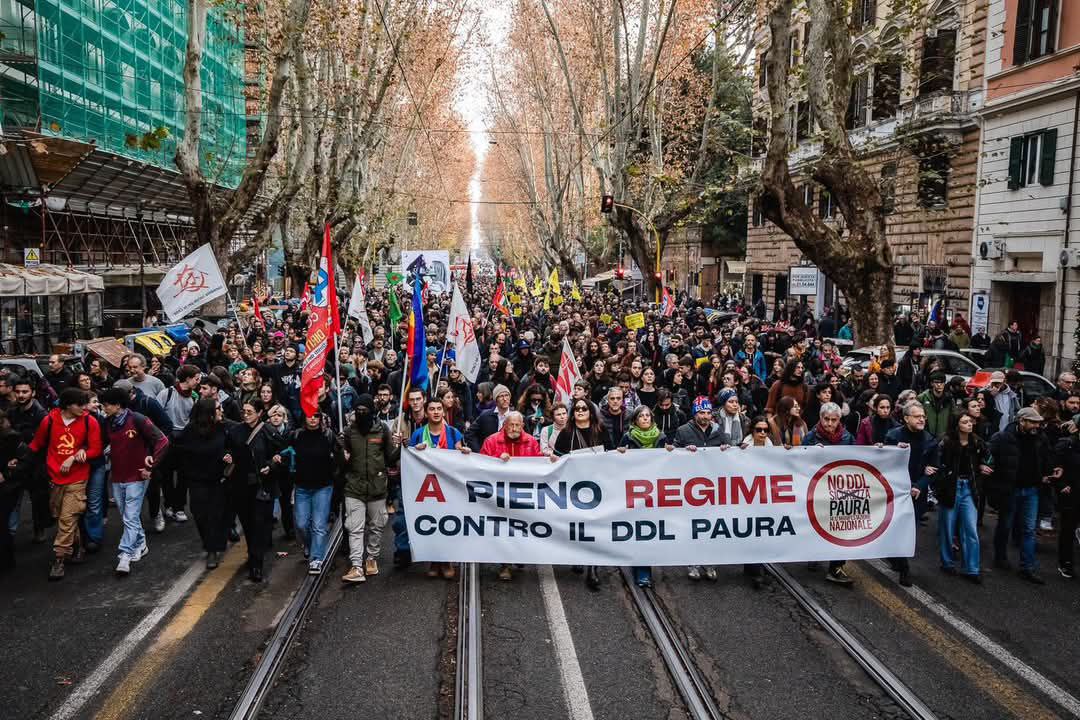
[554,336,580,407]
[156,244,228,321]
[447,284,481,382]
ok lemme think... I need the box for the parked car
[0,354,83,380]
[123,330,175,361]
[959,347,989,367]
[840,347,981,380]
[967,368,1055,405]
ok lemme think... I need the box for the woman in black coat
[175,397,232,570]
[226,399,277,582]
[936,413,992,581]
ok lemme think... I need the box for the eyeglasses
[573,406,589,412]
[754,427,768,433]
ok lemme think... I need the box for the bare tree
[759,0,894,344]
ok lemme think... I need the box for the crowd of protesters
[0,272,1077,594]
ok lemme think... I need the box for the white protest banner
[402,446,914,566]
[347,272,374,344]
[447,284,481,382]
[155,244,228,321]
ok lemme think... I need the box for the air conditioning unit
[978,239,1005,260]
[1061,248,1080,269]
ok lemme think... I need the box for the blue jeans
[294,485,333,562]
[994,486,1039,572]
[938,479,980,575]
[80,464,108,545]
[390,482,410,553]
[112,480,148,558]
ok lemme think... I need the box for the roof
[0,263,104,296]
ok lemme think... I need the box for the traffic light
[601,195,614,214]
[277,265,286,277]
[653,271,662,282]
[615,266,625,280]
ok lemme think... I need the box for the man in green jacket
[917,373,957,439]
[341,394,401,583]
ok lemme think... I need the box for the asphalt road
[4,498,1080,720]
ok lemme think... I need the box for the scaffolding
[0,0,247,186]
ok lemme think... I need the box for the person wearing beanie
[672,396,727,583]
[715,388,749,444]
[917,372,957,440]
[466,383,513,451]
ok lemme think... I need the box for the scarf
[813,420,845,445]
[422,424,449,448]
[172,382,193,399]
[629,424,662,448]
[870,415,892,443]
[109,408,131,431]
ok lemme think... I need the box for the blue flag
[407,272,428,391]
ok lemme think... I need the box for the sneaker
[116,554,131,575]
[308,560,323,575]
[364,557,379,577]
[67,546,86,565]
[132,542,149,562]
[1019,570,1046,585]
[153,511,165,533]
[426,563,441,578]
[687,566,702,581]
[342,566,366,583]
[826,567,855,585]
[1058,565,1075,580]
[164,508,176,521]
[48,558,65,581]
[174,510,189,523]
[206,552,219,569]
[961,573,983,584]
[497,564,513,581]
[1038,518,1053,532]
[704,566,718,581]
[442,563,457,580]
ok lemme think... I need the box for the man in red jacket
[480,412,541,581]
[29,388,103,580]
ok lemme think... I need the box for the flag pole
[227,293,251,352]
[396,353,410,438]
[333,332,345,433]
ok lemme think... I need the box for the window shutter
[1014,0,1032,65]
[818,190,831,218]
[1039,128,1058,186]
[1046,0,1059,55]
[1008,136,1025,190]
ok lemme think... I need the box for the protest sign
[402,446,914,566]
[624,312,645,330]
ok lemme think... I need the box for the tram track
[227,519,343,720]
[454,562,483,720]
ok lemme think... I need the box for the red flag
[323,224,341,337]
[252,294,265,328]
[299,228,337,417]
[554,337,580,407]
[299,283,311,313]
[661,286,675,317]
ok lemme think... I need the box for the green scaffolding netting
[1,0,247,187]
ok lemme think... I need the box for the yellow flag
[514,277,527,290]
[570,282,582,301]
[509,293,522,305]
[548,268,561,297]
[531,278,544,297]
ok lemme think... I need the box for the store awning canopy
[0,263,105,296]
[725,260,747,274]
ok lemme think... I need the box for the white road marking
[538,565,596,720]
[50,560,205,720]
[867,559,1080,717]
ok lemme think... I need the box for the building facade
[0,0,247,335]
[972,0,1077,374]
[746,0,987,324]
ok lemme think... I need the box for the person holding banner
[617,406,674,588]
[672,397,732,582]
[410,396,468,580]
[480,412,541,582]
[885,402,939,587]
[802,403,857,587]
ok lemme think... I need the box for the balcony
[750,89,984,171]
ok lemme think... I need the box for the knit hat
[493,384,511,400]
[718,388,738,406]
[693,396,713,413]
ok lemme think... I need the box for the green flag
[386,271,403,286]
[388,286,403,331]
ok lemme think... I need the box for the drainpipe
[1055,91,1080,376]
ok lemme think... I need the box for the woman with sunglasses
[616,406,674,588]
[553,400,608,590]
[739,416,774,588]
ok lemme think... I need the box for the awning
[0,263,105,296]
[94,265,170,287]
[725,260,747,274]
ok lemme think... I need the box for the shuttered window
[1007,128,1058,189]
[919,28,957,96]
[1014,0,1060,65]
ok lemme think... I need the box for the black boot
[585,566,600,591]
